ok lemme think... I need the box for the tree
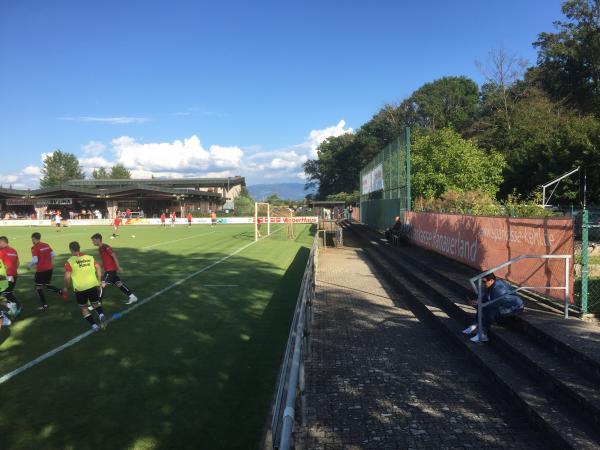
[475,48,528,131]
[304,133,359,198]
[92,167,109,179]
[325,191,360,205]
[533,0,600,115]
[406,76,480,133]
[411,128,505,199]
[265,193,286,205]
[40,150,85,188]
[109,164,131,179]
[233,188,255,215]
[498,88,600,202]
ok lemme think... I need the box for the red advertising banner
[404,212,574,302]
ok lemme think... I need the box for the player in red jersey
[91,233,138,305]
[112,216,122,238]
[187,212,193,227]
[160,211,166,227]
[0,236,22,317]
[170,210,176,227]
[27,232,62,310]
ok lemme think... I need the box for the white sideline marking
[0,227,284,385]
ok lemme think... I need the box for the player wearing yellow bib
[62,241,107,331]
[0,259,12,329]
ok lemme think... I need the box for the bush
[415,189,555,217]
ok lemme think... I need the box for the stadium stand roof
[0,176,245,200]
[65,176,245,190]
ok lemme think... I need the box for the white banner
[0,217,318,227]
[361,163,384,194]
[0,219,51,226]
[371,163,384,192]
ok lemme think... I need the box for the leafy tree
[533,0,600,115]
[92,167,109,179]
[265,193,285,205]
[475,48,528,131]
[40,150,85,188]
[109,164,132,179]
[233,187,255,215]
[304,133,359,198]
[325,191,360,205]
[498,88,600,202]
[411,128,505,199]
[406,76,480,133]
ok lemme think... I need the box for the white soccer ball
[131,235,136,238]
[110,236,115,240]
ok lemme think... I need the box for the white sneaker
[126,294,138,305]
[470,333,489,343]
[462,324,477,334]
[99,314,108,331]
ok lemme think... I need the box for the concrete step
[350,223,600,381]
[344,222,600,449]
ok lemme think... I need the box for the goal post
[254,202,271,241]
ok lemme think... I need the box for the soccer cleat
[126,294,138,305]
[37,305,49,311]
[7,302,17,317]
[99,314,108,331]
[92,324,100,332]
[470,333,489,343]
[462,324,477,335]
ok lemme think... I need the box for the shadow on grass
[0,232,313,450]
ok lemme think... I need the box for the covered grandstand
[0,176,245,220]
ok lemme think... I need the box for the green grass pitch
[0,223,314,450]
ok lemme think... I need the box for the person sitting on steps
[463,272,524,343]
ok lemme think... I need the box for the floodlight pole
[542,167,580,207]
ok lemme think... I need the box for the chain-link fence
[575,209,600,314]
[359,128,411,231]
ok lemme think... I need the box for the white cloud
[79,156,112,175]
[4,118,351,188]
[113,135,211,171]
[23,165,42,176]
[209,145,243,168]
[60,116,150,124]
[0,175,19,184]
[270,151,308,170]
[82,140,106,155]
[307,119,353,158]
[0,165,42,189]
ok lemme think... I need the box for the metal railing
[469,254,572,341]
[267,236,318,449]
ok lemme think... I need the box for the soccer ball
[131,235,136,238]
[110,236,115,240]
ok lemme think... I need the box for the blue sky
[0,0,565,187]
